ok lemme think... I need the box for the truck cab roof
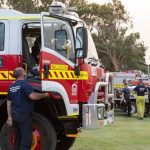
[0,9,40,20]
[0,9,82,23]
[0,9,23,16]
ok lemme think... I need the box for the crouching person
[122,82,131,117]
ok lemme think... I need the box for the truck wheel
[0,113,56,150]
[56,135,76,150]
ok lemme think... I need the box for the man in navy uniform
[122,82,131,117]
[7,67,49,150]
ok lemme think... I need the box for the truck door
[40,13,78,105]
[0,20,10,95]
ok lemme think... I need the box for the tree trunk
[109,55,120,71]
[113,64,120,71]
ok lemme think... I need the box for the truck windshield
[0,23,5,51]
[42,17,74,62]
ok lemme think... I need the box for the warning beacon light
[49,0,79,18]
[49,1,66,15]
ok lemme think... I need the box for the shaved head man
[7,67,49,150]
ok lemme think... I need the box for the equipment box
[82,104,105,129]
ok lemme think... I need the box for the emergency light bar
[49,1,65,15]
[49,1,79,18]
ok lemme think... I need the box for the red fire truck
[0,1,114,150]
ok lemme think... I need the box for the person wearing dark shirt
[7,67,49,150]
[134,79,147,119]
[122,82,131,117]
[31,38,41,64]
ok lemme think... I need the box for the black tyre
[0,128,3,150]
[0,112,56,150]
[56,134,76,150]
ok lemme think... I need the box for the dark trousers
[12,113,32,150]
[146,97,150,114]
[124,99,131,116]
[148,100,150,113]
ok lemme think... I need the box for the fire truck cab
[0,2,114,150]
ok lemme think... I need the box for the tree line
[0,0,147,72]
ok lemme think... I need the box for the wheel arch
[0,100,7,130]
[41,81,79,116]
[34,96,68,134]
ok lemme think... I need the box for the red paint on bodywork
[40,51,105,104]
[0,55,22,92]
[0,52,105,105]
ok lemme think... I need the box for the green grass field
[71,112,150,150]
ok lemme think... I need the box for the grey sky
[88,0,150,64]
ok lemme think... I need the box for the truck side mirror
[75,27,88,59]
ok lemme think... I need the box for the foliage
[6,0,87,13]
[38,0,87,12]
[83,0,147,71]
[7,0,37,13]
[0,0,4,7]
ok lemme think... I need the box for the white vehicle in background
[113,71,149,115]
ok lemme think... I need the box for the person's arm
[121,89,125,103]
[122,89,125,98]
[147,87,150,95]
[121,93,125,103]
[7,100,12,118]
[7,100,13,126]
[29,92,49,101]
[21,83,49,101]
[133,86,137,94]
[145,87,148,95]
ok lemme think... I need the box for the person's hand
[120,97,124,104]
[7,117,12,127]
[44,93,50,98]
